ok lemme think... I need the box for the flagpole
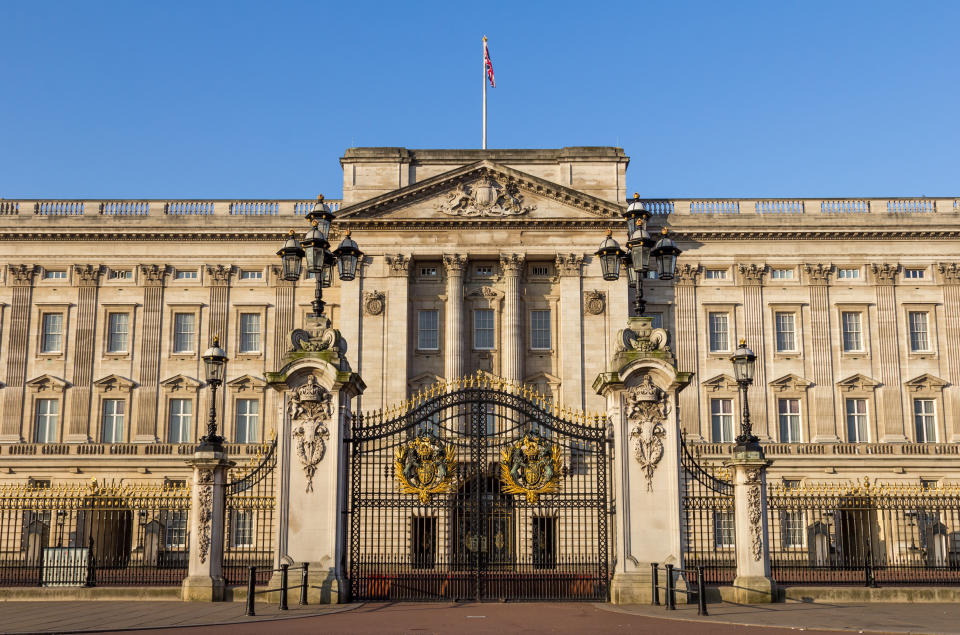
[482,35,487,150]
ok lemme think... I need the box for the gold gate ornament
[501,433,563,503]
[394,434,457,503]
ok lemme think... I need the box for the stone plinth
[181,450,234,602]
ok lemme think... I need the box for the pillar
[500,253,524,384]
[0,265,35,441]
[938,263,960,441]
[384,254,410,406]
[134,265,168,441]
[727,451,776,604]
[674,264,702,439]
[804,264,839,442]
[66,265,102,442]
[442,254,466,382]
[181,448,234,601]
[739,264,770,440]
[872,264,906,441]
[556,254,584,408]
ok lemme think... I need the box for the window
[235,399,259,444]
[419,266,437,277]
[530,265,549,277]
[168,399,193,443]
[837,268,860,280]
[106,312,129,353]
[230,510,254,548]
[162,511,188,548]
[532,517,557,569]
[483,403,496,436]
[239,270,262,280]
[914,399,936,443]
[239,313,261,353]
[713,510,735,548]
[645,270,659,280]
[108,269,132,280]
[781,510,805,548]
[530,310,551,350]
[648,313,663,330]
[101,399,125,443]
[704,269,727,280]
[417,310,439,350]
[475,265,493,277]
[771,268,794,280]
[569,441,589,475]
[410,516,437,569]
[711,398,734,442]
[908,311,929,351]
[174,269,197,280]
[778,398,801,443]
[40,313,63,353]
[34,399,59,443]
[904,268,925,279]
[845,398,868,443]
[841,312,863,352]
[474,309,494,349]
[173,313,195,354]
[708,313,729,352]
[775,312,796,352]
[43,270,66,280]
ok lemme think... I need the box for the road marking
[466,615,487,618]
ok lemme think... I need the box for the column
[674,264,702,439]
[270,265,296,367]
[205,265,232,346]
[727,453,775,603]
[0,265,35,441]
[936,263,960,441]
[181,447,233,601]
[384,254,410,406]
[556,254,584,409]
[66,265,102,442]
[872,263,906,441]
[499,253,524,384]
[804,264,839,442]
[442,254,467,382]
[739,264,770,440]
[134,264,167,441]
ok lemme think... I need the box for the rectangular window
[174,269,198,280]
[778,398,801,442]
[43,270,66,279]
[230,510,255,548]
[484,403,496,436]
[475,265,493,277]
[530,310,551,350]
[162,511,188,548]
[34,399,59,443]
[914,399,936,443]
[904,268,925,279]
[841,312,863,352]
[173,313,196,354]
[239,270,263,280]
[239,313,261,353]
[775,312,796,352]
[708,313,729,352]
[711,398,734,442]
[530,265,549,277]
[417,310,439,350]
[106,312,129,353]
[837,268,860,280]
[101,399,125,443]
[108,269,132,280]
[474,309,495,350]
[704,269,727,280]
[419,266,437,277]
[235,399,259,444]
[168,399,193,443]
[569,441,589,475]
[532,517,557,569]
[845,398,868,443]
[40,313,63,353]
[771,268,794,280]
[713,510,735,548]
[908,311,929,351]
[410,516,437,569]
[781,510,805,548]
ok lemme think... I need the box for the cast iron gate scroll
[348,375,609,601]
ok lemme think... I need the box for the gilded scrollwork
[394,432,457,503]
[500,432,563,503]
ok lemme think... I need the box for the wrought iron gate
[348,376,609,601]
[680,435,736,584]
[223,440,277,586]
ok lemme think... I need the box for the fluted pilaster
[66,265,102,441]
[804,263,838,442]
[938,263,960,441]
[135,264,168,441]
[442,255,467,383]
[872,263,905,442]
[500,254,524,384]
[675,264,701,438]
[739,264,769,439]
[1,265,35,441]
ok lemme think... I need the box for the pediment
[904,373,948,392]
[226,374,267,392]
[702,374,739,393]
[768,373,812,392]
[836,373,880,393]
[26,374,69,393]
[93,374,137,393]
[408,372,442,391]
[160,374,202,393]
[335,161,622,223]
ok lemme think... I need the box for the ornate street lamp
[730,339,761,452]
[596,193,683,315]
[200,335,228,451]
[277,195,363,317]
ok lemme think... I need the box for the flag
[484,38,495,88]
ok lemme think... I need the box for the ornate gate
[348,375,609,601]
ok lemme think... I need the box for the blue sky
[1,1,956,198]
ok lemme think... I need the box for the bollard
[299,562,309,605]
[245,566,257,616]
[696,565,708,616]
[279,563,289,610]
[665,563,675,610]
[86,536,96,588]
[650,562,660,606]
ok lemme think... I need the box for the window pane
[778,398,801,442]
[711,398,733,442]
[708,313,728,352]
[909,312,928,351]
[101,399,125,443]
[714,510,735,548]
[775,313,795,352]
[474,309,494,349]
[173,313,195,353]
[842,312,862,351]
[417,310,439,350]
[914,399,936,443]
[168,399,193,443]
[107,313,129,353]
[845,398,867,443]
[41,313,63,353]
[235,399,259,444]
[530,310,551,350]
[35,399,59,443]
[240,313,261,353]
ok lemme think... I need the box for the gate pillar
[594,316,692,604]
[181,449,234,601]
[726,453,776,603]
[265,317,365,603]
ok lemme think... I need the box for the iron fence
[223,440,277,586]
[680,437,736,584]
[0,479,190,586]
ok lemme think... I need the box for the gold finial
[605,229,612,236]
[312,220,319,227]
[316,194,324,201]
[739,338,745,346]
[213,335,220,346]
[661,227,668,235]
[345,229,351,236]
[633,192,640,199]
[288,229,296,236]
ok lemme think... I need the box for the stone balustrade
[691,441,960,457]
[650,197,957,216]
[0,199,343,217]
[2,442,267,456]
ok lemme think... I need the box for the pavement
[1,600,959,634]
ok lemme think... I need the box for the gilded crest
[500,433,563,503]
[394,433,457,503]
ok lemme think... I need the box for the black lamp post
[595,193,683,315]
[277,195,362,318]
[731,339,761,453]
[199,335,228,451]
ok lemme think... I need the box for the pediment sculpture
[625,375,670,491]
[287,375,334,492]
[289,316,340,354]
[435,176,535,217]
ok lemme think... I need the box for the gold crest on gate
[394,433,457,503]
[500,433,563,503]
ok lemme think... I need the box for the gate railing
[680,435,736,584]
[223,439,277,586]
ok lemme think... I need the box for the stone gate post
[593,316,692,604]
[727,447,776,603]
[181,448,234,601]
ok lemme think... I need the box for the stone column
[0,265,35,442]
[804,264,839,442]
[727,451,775,604]
[66,265,102,442]
[270,265,296,370]
[556,254,584,408]
[442,254,467,382]
[739,264,770,440]
[134,265,168,441]
[872,264,906,441]
[205,265,233,346]
[383,254,410,408]
[500,253,524,384]
[937,263,960,441]
[674,264,702,439]
[181,448,234,601]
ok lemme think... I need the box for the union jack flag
[484,39,495,88]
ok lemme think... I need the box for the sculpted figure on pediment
[435,176,535,217]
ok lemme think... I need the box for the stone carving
[467,286,499,299]
[197,470,214,564]
[554,254,584,277]
[8,264,35,286]
[768,373,813,393]
[836,373,880,393]
[499,253,524,275]
[289,316,340,353]
[937,262,960,284]
[617,320,670,354]
[442,254,468,273]
[205,264,232,286]
[674,263,701,285]
[500,432,563,503]
[803,263,833,285]
[384,254,411,277]
[363,290,385,316]
[584,290,606,315]
[287,375,334,493]
[436,177,534,217]
[745,467,763,561]
[73,264,102,286]
[625,375,670,491]
[139,264,168,286]
[738,263,767,285]
[871,263,898,285]
[904,373,948,393]
[394,431,457,503]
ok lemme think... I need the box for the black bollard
[650,562,660,606]
[299,562,309,605]
[245,566,257,616]
[279,563,289,610]
[696,565,708,616]
[86,536,96,588]
[665,563,675,610]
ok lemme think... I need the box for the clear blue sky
[1,1,956,199]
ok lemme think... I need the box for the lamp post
[199,336,228,451]
[730,338,761,453]
[595,193,683,315]
[277,195,363,318]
